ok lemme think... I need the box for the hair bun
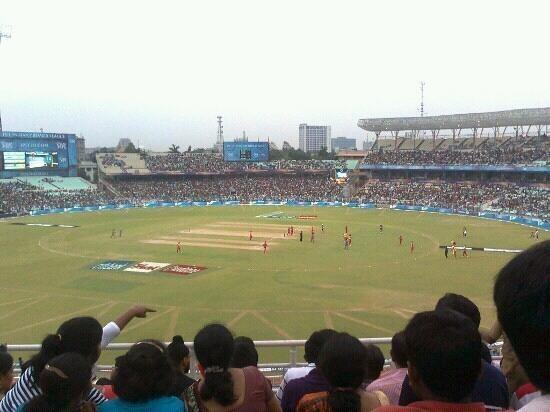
[172,336,184,344]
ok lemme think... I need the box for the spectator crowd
[145,153,345,174]
[358,182,550,218]
[361,148,548,166]
[0,241,548,411]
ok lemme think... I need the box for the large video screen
[223,142,269,162]
[1,151,59,170]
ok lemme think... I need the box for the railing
[7,337,503,379]
[8,338,393,378]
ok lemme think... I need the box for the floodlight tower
[0,26,11,132]
[216,115,224,151]
[420,81,425,117]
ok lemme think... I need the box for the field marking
[0,296,49,321]
[333,312,394,334]
[391,309,411,320]
[210,222,311,230]
[142,239,267,251]
[250,311,292,339]
[96,301,120,318]
[165,308,180,341]
[324,311,334,329]
[122,307,176,334]
[1,301,110,336]
[227,310,250,328]
[0,296,41,308]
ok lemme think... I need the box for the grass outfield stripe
[250,311,293,339]
[121,307,175,334]
[0,297,40,308]
[96,301,120,318]
[0,296,49,321]
[333,312,394,334]
[227,311,250,328]
[2,301,110,336]
[323,311,334,329]
[157,236,280,246]
[142,240,267,251]
[164,308,180,341]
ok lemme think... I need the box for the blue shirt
[399,361,509,409]
[99,396,185,412]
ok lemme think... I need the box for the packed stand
[361,148,548,166]
[112,176,344,203]
[357,181,550,218]
[145,153,345,173]
[0,181,116,215]
[1,241,549,410]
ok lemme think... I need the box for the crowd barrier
[27,200,548,230]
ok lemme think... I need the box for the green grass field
[0,206,542,363]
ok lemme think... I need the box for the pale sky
[1,0,549,150]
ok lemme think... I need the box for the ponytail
[327,388,361,411]
[26,317,102,382]
[27,334,63,381]
[199,369,235,406]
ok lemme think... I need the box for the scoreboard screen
[223,142,270,162]
[1,151,59,170]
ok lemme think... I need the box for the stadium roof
[358,107,550,132]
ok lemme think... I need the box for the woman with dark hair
[363,344,385,387]
[0,345,14,399]
[183,324,280,412]
[20,352,94,412]
[100,340,184,411]
[1,316,106,412]
[297,333,388,412]
[167,336,195,395]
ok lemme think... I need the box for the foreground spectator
[376,310,487,411]
[167,336,195,396]
[399,293,509,409]
[363,344,385,387]
[100,340,184,411]
[0,345,13,399]
[366,331,408,405]
[281,329,338,412]
[493,240,550,411]
[297,332,388,411]
[1,317,106,411]
[183,323,280,411]
[21,353,94,412]
[276,329,335,402]
[230,336,259,368]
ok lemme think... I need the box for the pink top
[367,368,407,405]
[189,366,274,412]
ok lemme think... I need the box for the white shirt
[518,394,550,411]
[276,364,315,401]
[101,321,121,348]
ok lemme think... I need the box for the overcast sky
[1,0,549,150]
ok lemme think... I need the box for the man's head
[390,331,407,368]
[405,310,482,403]
[494,240,550,393]
[304,329,338,364]
[435,293,481,327]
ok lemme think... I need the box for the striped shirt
[0,322,119,412]
[0,367,106,412]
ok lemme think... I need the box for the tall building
[299,124,331,153]
[330,137,356,152]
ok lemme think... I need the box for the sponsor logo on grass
[90,260,134,271]
[298,215,318,220]
[124,261,170,273]
[161,264,207,275]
